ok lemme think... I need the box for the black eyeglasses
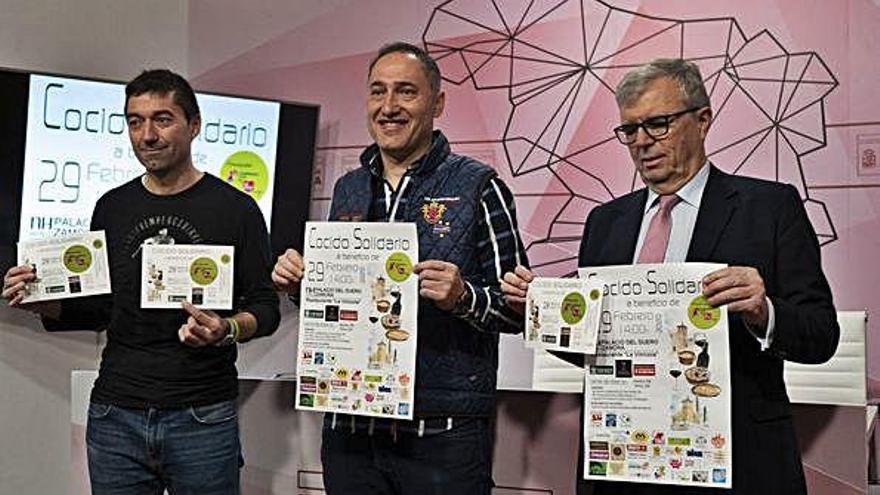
[613,106,703,145]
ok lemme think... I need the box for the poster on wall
[17,230,111,302]
[296,222,419,419]
[578,263,732,489]
[525,277,604,354]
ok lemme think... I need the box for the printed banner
[140,244,234,310]
[296,222,419,419]
[578,263,732,488]
[17,230,111,302]
[19,74,281,241]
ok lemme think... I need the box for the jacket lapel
[600,190,647,265]
[686,165,737,261]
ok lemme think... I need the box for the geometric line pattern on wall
[424,0,838,273]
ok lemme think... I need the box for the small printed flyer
[296,221,418,420]
[524,277,604,354]
[577,263,732,489]
[17,230,111,302]
[140,244,234,310]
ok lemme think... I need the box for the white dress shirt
[632,163,775,348]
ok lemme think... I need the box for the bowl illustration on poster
[386,329,409,342]
[692,383,721,398]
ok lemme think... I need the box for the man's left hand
[702,266,768,330]
[413,260,465,312]
[179,301,229,347]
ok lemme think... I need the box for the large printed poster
[20,74,280,241]
[296,222,418,419]
[578,263,732,489]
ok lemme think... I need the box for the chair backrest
[783,310,868,406]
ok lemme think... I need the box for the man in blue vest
[272,42,528,494]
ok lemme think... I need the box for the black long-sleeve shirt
[45,174,279,408]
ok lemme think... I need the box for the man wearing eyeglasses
[501,58,838,494]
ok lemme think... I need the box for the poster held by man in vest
[524,277,605,354]
[578,263,732,488]
[296,221,419,420]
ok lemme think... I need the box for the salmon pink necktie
[637,195,681,264]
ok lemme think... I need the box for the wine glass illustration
[668,358,682,392]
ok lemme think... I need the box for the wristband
[217,317,240,346]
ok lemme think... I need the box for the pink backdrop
[188,1,879,493]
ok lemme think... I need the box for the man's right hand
[3,264,38,306]
[2,264,61,319]
[500,265,534,314]
[271,249,305,293]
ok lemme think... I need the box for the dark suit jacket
[570,166,839,495]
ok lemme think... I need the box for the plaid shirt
[367,157,527,334]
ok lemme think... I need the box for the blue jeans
[321,415,494,495]
[86,399,242,495]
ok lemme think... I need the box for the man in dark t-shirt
[2,69,280,494]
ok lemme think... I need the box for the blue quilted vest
[329,131,499,417]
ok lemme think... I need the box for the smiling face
[126,91,200,177]
[619,77,711,194]
[366,51,445,167]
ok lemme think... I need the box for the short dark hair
[125,69,200,122]
[367,42,442,95]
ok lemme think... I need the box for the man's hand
[2,264,37,307]
[500,265,534,314]
[413,260,465,312]
[702,266,769,331]
[2,264,61,319]
[179,301,229,347]
[272,248,304,293]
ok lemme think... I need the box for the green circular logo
[189,257,219,285]
[561,291,587,325]
[385,252,412,282]
[220,254,231,264]
[92,239,103,249]
[62,245,92,273]
[220,151,270,200]
[688,295,720,329]
[589,289,601,301]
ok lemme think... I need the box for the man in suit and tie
[501,58,839,494]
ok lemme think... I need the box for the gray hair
[615,58,710,109]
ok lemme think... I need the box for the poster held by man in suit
[579,263,732,488]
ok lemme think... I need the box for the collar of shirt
[368,154,427,179]
[367,155,420,222]
[633,161,711,264]
[643,160,711,214]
